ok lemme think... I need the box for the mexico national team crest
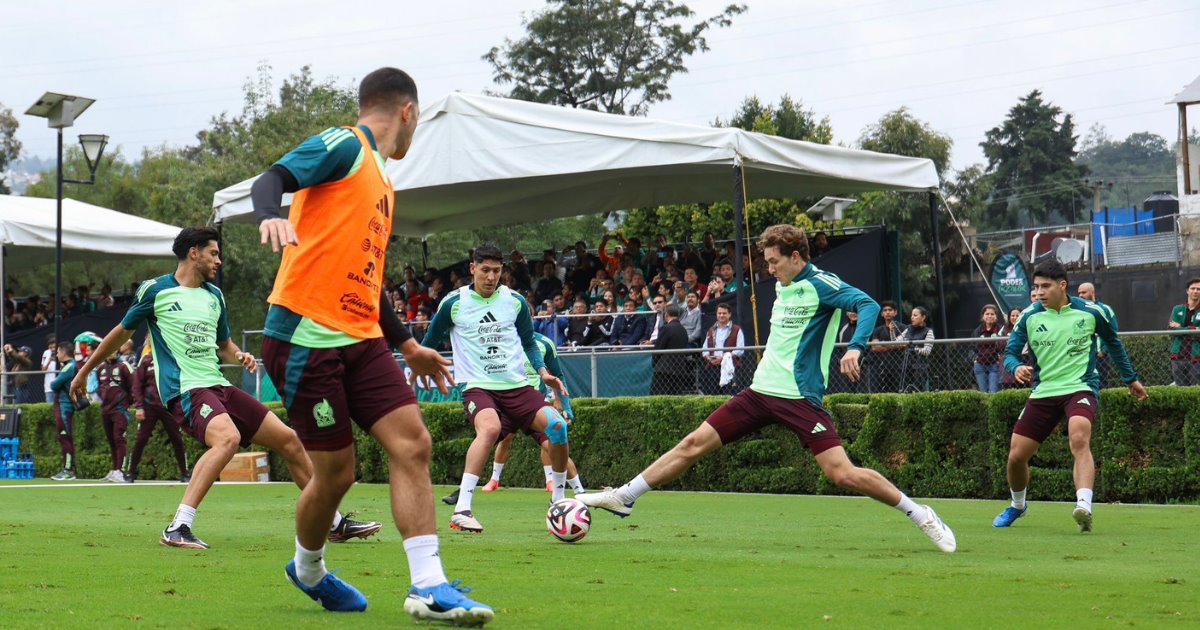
[314,399,335,428]
[199,403,213,419]
[468,401,477,416]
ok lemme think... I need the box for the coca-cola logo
[368,216,386,236]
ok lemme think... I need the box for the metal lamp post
[23,92,108,346]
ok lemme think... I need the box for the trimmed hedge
[13,386,1200,503]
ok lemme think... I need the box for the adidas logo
[1035,324,1048,333]
[166,302,183,312]
[811,422,827,434]
[1078,398,1091,406]
[479,311,498,323]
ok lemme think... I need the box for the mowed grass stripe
[0,484,1194,629]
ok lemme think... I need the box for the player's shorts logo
[199,403,213,419]
[314,399,335,428]
[467,401,477,416]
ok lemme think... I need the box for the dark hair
[716,302,732,313]
[1032,259,1068,283]
[57,341,73,354]
[664,304,682,318]
[911,306,929,320]
[980,304,1000,320]
[358,67,418,112]
[1188,277,1200,289]
[757,224,810,261]
[472,244,504,265]
[172,226,220,260]
[880,300,898,311]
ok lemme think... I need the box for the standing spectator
[597,233,625,278]
[41,334,58,403]
[869,300,905,393]
[96,352,133,482]
[582,302,614,346]
[698,232,719,273]
[567,255,596,296]
[533,261,563,304]
[650,304,690,395]
[1077,282,1117,388]
[899,306,934,392]
[509,250,532,287]
[565,298,590,347]
[1000,307,1030,390]
[3,344,36,403]
[811,231,831,258]
[716,258,743,293]
[127,352,190,483]
[609,299,649,346]
[640,295,667,345]
[586,269,611,304]
[678,244,705,280]
[699,302,744,395]
[679,291,703,346]
[827,311,861,394]
[971,304,1005,394]
[79,286,97,312]
[1168,277,1200,386]
[411,306,434,345]
[427,276,447,309]
[404,279,429,318]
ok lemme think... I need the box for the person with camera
[3,344,36,404]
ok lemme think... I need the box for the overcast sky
[3,0,1197,174]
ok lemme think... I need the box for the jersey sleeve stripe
[325,132,355,151]
[813,274,842,290]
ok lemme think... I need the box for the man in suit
[650,304,691,395]
[610,299,649,346]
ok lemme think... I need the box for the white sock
[551,471,567,502]
[893,493,928,524]
[1011,487,1027,510]
[618,474,652,503]
[567,475,584,493]
[455,473,479,512]
[169,504,196,531]
[490,462,505,482]
[542,465,554,482]
[403,534,448,589]
[330,511,344,531]
[293,537,327,587]
[1076,488,1093,513]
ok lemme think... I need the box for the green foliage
[713,94,833,144]
[484,0,746,116]
[981,90,1089,229]
[17,386,1199,503]
[0,103,20,195]
[1076,124,1176,209]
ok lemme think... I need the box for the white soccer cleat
[917,505,956,553]
[575,488,634,518]
[109,470,126,483]
[1072,507,1093,533]
[449,510,484,533]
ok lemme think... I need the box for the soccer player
[993,260,1147,533]
[578,224,957,553]
[421,245,570,534]
[253,67,492,623]
[126,351,190,483]
[70,227,381,551]
[96,350,134,482]
[48,342,79,481]
[441,330,583,504]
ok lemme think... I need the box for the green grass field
[0,480,1195,629]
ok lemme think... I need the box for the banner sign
[990,253,1032,313]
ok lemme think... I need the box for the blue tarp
[1092,207,1155,257]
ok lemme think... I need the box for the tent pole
[929,192,949,336]
[1,244,7,404]
[54,128,64,347]
[732,164,747,331]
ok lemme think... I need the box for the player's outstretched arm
[252,166,300,252]
[70,323,135,402]
[217,338,257,373]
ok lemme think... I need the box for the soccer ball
[546,498,591,543]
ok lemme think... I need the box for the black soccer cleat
[328,512,383,543]
[161,524,210,550]
[441,489,460,506]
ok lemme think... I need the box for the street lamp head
[24,92,95,129]
[78,134,109,175]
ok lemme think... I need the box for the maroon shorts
[704,388,842,455]
[171,385,268,448]
[262,336,417,451]
[462,386,549,441]
[1013,391,1097,443]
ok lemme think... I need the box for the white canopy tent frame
[0,195,182,401]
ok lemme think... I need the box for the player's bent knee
[544,407,568,445]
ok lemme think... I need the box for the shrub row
[13,386,1199,502]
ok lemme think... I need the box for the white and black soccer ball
[546,498,591,543]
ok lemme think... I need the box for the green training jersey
[121,274,232,404]
[749,263,879,405]
[1004,296,1137,399]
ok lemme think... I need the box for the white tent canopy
[0,195,181,266]
[212,92,939,236]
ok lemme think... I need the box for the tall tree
[0,103,21,195]
[980,90,1088,228]
[484,0,745,115]
[1076,124,1175,208]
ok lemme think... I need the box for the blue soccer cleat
[404,579,494,627]
[992,505,1027,527]
[285,560,367,612]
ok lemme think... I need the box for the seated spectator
[609,299,649,346]
[509,249,531,283]
[534,261,563,304]
[700,275,727,314]
[679,291,703,346]
[640,295,667,345]
[601,288,617,310]
[678,244,705,280]
[560,284,577,308]
[971,304,1004,394]
[404,279,429,319]
[899,306,934,392]
[650,304,691,395]
[587,269,611,304]
[411,305,434,344]
[699,302,745,395]
[626,236,647,270]
[63,295,81,318]
[551,292,569,315]
[811,231,831,258]
[403,265,425,292]
[427,276,448,308]
[533,299,566,345]
[582,302,614,346]
[565,298,590,346]
[682,267,707,301]
[716,258,743,292]
[98,285,115,309]
[667,281,688,307]
[567,255,596,295]
[78,286,97,312]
